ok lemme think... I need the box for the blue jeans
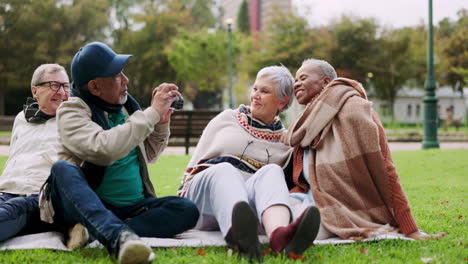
[0,193,57,241]
[48,160,199,254]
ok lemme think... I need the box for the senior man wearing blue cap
[38,42,199,264]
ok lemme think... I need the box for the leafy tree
[0,0,463,115]
[0,0,110,115]
[165,0,216,29]
[185,0,216,29]
[403,21,449,89]
[112,0,220,107]
[329,16,379,83]
[370,28,413,119]
[110,0,146,42]
[237,0,250,35]
[403,24,428,87]
[167,29,243,109]
[249,11,326,78]
[452,67,468,83]
[112,0,195,106]
[437,17,456,38]
[441,9,468,91]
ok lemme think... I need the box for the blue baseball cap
[71,42,132,89]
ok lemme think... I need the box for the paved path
[387,142,468,151]
[1,142,468,156]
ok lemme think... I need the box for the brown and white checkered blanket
[285,78,417,239]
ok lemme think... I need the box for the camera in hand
[170,95,184,110]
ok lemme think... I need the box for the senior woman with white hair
[178,65,320,259]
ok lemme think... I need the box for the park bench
[0,115,15,131]
[0,112,220,153]
[169,110,220,155]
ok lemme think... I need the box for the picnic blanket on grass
[0,230,413,251]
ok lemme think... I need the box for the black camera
[170,95,184,110]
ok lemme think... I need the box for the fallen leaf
[316,254,322,259]
[288,252,306,261]
[195,248,206,256]
[358,248,368,255]
[458,215,463,219]
[439,213,446,216]
[421,257,433,263]
[170,248,177,252]
[438,201,449,205]
[262,249,272,256]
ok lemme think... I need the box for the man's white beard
[119,94,128,105]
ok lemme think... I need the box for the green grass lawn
[0,130,11,136]
[0,150,467,263]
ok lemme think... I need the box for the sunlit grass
[0,150,466,263]
[0,130,11,136]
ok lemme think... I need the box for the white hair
[256,65,294,112]
[31,63,67,87]
[301,59,337,80]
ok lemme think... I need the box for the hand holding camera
[151,83,182,123]
[170,95,184,110]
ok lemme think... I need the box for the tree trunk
[0,89,4,115]
[389,97,395,123]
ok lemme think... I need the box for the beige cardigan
[178,106,292,196]
[39,97,169,223]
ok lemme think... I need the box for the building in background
[369,86,467,124]
[217,0,291,33]
[285,86,467,127]
[217,0,243,28]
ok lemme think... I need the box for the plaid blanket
[285,78,418,239]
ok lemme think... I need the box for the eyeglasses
[35,81,71,92]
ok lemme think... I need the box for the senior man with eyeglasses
[0,64,71,242]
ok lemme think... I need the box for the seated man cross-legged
[39,42,199,264]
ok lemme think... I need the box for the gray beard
[119,94,128,105]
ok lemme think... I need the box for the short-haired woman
[178,66,320,259]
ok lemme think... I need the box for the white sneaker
[118,232,154,264]
[66,223,89,250]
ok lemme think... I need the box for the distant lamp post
[422,0,440,149]
[225,18,234,109]
[366,72,374,85]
